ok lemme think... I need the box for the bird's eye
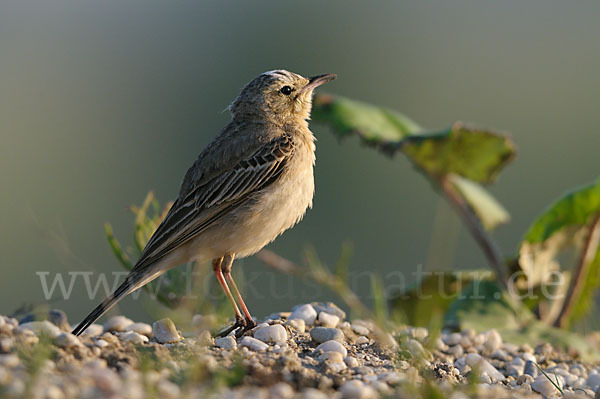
[280,85,293,95]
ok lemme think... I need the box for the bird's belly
[186,163,314,261]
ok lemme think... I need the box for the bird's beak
[300,73,337,94]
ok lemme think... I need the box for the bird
[72,70,336,337]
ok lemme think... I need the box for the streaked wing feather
[131,134,293,272]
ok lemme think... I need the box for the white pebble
[119,331,148,345]
[152,318,180,344]
[586,373,600,390]
[239,336,268,352]
[80,324,103,337]
[410,327,429,341]
[94,339,109,348]
[339,379,377,399]
[54,332,81,348]
[531,374,562,396]
[253,324,287,344]
[484,329,502,352]
[465,353,505,382]
[17,321,61,339]
[269,382,294,399]
[316,340,348,356]
[344,356,359,368]
[0,354,20,368]
[318,312,340,328]
[521,352,536,363]
[355,336,369,345]
[215,336,237,350]
[285,318,305,333]
[126,322,153,337]
[444,332,462,346]
[289,304,317,325]
[323,351,344,363]
[157,379,181,399]
[406,339,432,362]
[103,315,133,332]
[351,324,369,336]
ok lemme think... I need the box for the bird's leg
[222,253,256,335]
[212,257,246,337]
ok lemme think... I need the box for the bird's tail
[71,274,138,336]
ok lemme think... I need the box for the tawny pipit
[72,70,336,337]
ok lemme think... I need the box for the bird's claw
[214,317,256,338]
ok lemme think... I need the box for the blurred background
[1,0,599,323]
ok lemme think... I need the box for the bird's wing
[132,133,294,271]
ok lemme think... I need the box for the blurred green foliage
[313,92,600,353]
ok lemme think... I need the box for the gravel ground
[0,303,598,398]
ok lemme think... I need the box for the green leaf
[312,94,422,143]
[449,175,510,231]
[313,94,516,184]
[402,123,515,184]
[522,178,600,244]
[444,280,533,331]
[519,177,600,326]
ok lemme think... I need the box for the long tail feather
[71,277,135,336]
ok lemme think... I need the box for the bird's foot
[214,317,256,338]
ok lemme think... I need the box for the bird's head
[229,70,336,123]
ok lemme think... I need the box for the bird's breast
[188,137,316,261]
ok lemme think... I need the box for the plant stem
[553,215,600,328]
[439,176,508,289]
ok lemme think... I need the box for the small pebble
[444,332,462,346]
[448,345,464,358]
[285,318,305,333]
[269,382,295,399]
[311,302,346,320]
[523,360,538,377]
[94,339,109,348]
[254,324,287,343]
[323,351,344,364]
[465,353,505,381]
[0,337,14,353]
[119,331,148,345]
[103,316,133,333]
[316,340,347,356]
[0,354,20,368]
[491,349,509,361]
[152,318,180,344]
[406,339,432,362]
[310,327,344,343]
[80,324,103,337]
[197,330,214,346]
[339,379,377,399]
[351,323,370,336]
[17,321,61,338]
[215,336,237,350]
[289,304,317,325]
[410,327,429,341]
[344,356,359,368]
[54,332,81,348]
[517,374,534,385]
[317,312,340,328]
[521,352,536,363]
[126,322,153,337]
[587,373,600,390]
[239,336,268,352]
[531,373,562,396]
[355,336,369,345]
